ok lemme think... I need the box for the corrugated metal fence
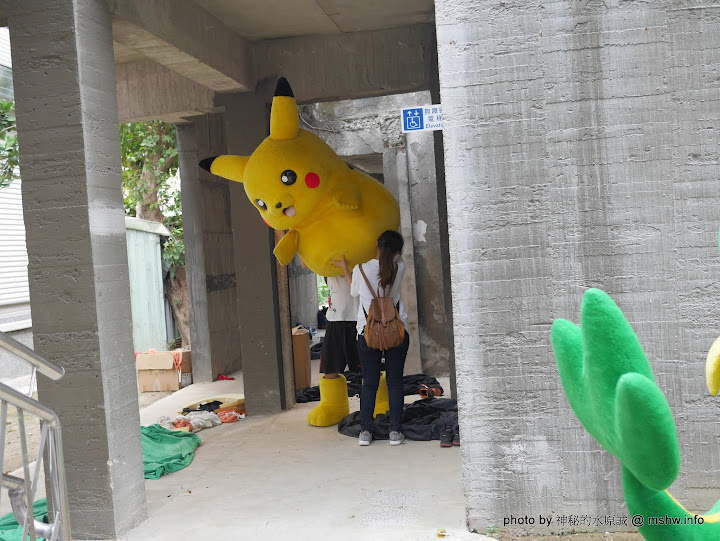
[125,217,170,353]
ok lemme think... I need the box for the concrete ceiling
[193,0,435,41]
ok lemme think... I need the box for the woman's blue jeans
[357,332,410,432]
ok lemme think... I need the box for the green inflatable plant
[551,289,720,540]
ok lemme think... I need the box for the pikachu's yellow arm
[331,184,361,210]
[706,336,720,395]
[274,230,299,266]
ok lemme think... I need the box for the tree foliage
[0,100,19,190]
[119,121,183,272]
[120,121,190,347]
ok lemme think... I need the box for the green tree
[120,121,190,348]
[0,99,19,190]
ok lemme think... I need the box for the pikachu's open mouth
[283,205,296,218]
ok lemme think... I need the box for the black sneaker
[440,426,453,447]
[453,431,460,446]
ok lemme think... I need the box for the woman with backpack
[332,230,410,447]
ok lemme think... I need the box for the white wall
[0,177,29,311]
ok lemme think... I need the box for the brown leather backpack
[359,264,405,350]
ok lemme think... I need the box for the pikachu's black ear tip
[199,156,217,172]
[275,77,294,98]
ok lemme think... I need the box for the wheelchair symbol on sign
[404,109,423,131]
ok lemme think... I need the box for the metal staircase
[0,331,70,541]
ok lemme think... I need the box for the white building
[0,26,32,378]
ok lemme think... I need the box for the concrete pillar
[435,0,720,533]
[177,114,243,382]
[428,52,458,399]
[220,93,292,413]
[288,254,318,329]
[8,0,146,537]
[196,114,243,380]
[406,131,453,377]
[382,147,422,375]
[176,123,212,382]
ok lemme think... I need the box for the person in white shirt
[333,230,410,447]
[307,275,361,427]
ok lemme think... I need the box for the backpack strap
[358,265,379,301]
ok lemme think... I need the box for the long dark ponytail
[377,230,404,290]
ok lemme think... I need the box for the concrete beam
[116,59,218,124]
[253,24,437,103]
[110,0,253,92]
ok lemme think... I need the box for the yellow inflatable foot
[707,336,720,395]
[307,375,350,427]
[374,371,389,418]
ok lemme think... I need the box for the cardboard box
[136,350,192,392]
[292,326,312,390]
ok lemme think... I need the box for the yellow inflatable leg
[307,375,350,427]
[374,371,389,418]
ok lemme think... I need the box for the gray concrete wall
[8,0,146,536]
[435,0,720,532]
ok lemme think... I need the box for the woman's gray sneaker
[389,431,406,446]
[359,430,372,446]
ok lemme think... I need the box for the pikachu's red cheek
[305,172,320,189]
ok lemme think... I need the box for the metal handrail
[0,382,59,426]
[0,332,64,380]
[0,330,71,541]
[1,475,53,539]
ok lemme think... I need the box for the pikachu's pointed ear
[270,77,299,141]
[199,155,249,183]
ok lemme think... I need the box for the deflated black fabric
[182,400,223,414]
[295,372,443,403]
[337,398,458,441]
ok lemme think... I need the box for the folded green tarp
[141,424,201,479]
[0,498,48,541]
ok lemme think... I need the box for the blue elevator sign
[401,105,443,133]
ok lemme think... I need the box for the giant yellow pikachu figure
[199,77,400,277]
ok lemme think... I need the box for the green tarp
[0,498,48,541]
[141,424,201,479]
[0,426,197,541]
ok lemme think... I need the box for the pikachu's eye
[256,199,267,210]
[281,170,297,185]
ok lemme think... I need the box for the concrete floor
[2,359,487,540]
[123,364,488,541]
